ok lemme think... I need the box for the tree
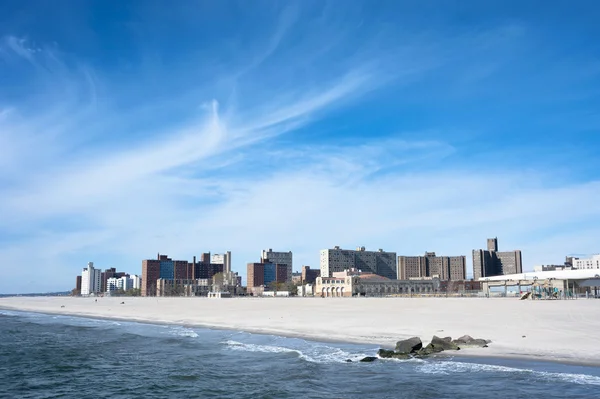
[284,281,300,296]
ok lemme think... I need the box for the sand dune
[2,296,599,365]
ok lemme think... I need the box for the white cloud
[3,36,39,62]
[1,16,599,294]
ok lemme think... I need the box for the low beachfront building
[315,269,440,297]
[297,284,315,297]
[156,278,211,296]
[479,268,600,298]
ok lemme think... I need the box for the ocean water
[1,310,599,398]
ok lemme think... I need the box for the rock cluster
[359,334,491,362]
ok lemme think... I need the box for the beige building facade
[316,269,440,297]
[320,246,397,279]
[398,252,466,281]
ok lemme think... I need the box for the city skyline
[1,1,600,294]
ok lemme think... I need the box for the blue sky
[1,1,599,293]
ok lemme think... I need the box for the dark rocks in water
[359,356,378,362]
[395,337,423,354]
[431,335,460,351]
[377,349,410,360]
[345,359,353,363]
[377,349,396,358]
[452,335,491,348]
[414,343,442,357]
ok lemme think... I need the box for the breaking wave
[222,340,371,364]
[416,361,600,385]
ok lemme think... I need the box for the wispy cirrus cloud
[1,2,600,294]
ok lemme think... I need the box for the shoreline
[2,296,600,367]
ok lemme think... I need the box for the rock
[414,343,439,357]
[452,335,491,348]
[395,337,423,354]
[379,349,412,359]
[431,335,460,351]
[377,349,396,358]
[345,359,353,363]
[359,356,378,362]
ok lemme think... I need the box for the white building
[106,277,119,294]
[81,262,101,296]
[107,276,135,294]
[211,251,232,273]
[572,255,600,270]
[297,284,314,297]
[320,246,398,280]
[261,249,293,283]
[119,276,133,291]
[130,274,142,290]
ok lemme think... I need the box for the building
[81,262,102,296]
[301,265,321,284]
[261,249,293,283]
[315,269,440,297]
[297,284,315,296]
[142,254,190,296]
[398,252,466,281]
[472,238,522,279]
[156,278,212,297]
[438,280,482,293]
[247,263,265,291]
[106,276,134,294]
[320,246,397,279]
[130,275,142,290]
[106,277,119,294]
[478,268,600,298]
[247,262,287,295]
[211,251,232,273]
[75,275,82,295]
[572,254,600,270]
[291,272,303,285]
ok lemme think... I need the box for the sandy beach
[1,296,599,366]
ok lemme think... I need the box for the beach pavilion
[479,269,600,299]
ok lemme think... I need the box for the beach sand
[1,296,599,365]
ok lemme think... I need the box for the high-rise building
[398,252,466,281]
[472,238,522,279]
[320,246,397,279]
[81,262,101,296]
[572,254,600,269]
[247,263,265,290]
[247,262,287,293]
[142,254,189,296]
[101,268,116,293]
[75,275,82,295]
[261,249,292,283]
[130,274,142,290]
[211,251,232,273]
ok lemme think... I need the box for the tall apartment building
[472,238,522,279]
[81,262,101,296]
[398,252,466,281]
[261,249,293,283]
[142,254,189,296]
[247,262,287,293]
[572,254,600,269]
[320,246,397,279]
[247,263,265,289]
